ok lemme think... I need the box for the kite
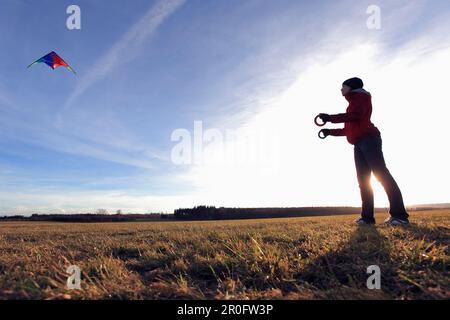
[27,51,76,74]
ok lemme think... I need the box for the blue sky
[0,0,449,214]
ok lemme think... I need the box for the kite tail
[67,66,77,75]
[27,61,39,68]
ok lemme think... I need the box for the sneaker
[383,217,409,226]
[355,218,375,225]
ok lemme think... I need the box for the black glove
[321,129,331,137]
[318,129,331,139]
[319,113,332,122]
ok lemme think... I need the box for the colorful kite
[27,51,76,74]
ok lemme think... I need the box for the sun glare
[182,42,450,208]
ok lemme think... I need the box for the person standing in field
[318,77,409,226]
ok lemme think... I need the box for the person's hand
[319,113,331,122]
[318,129,331,139]
[321,129,331,137]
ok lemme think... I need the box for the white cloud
[0,109,165,169]
[3,0,449,214]
[0,0,187,171]
[168,2,450,210]
[176,37,450,209]
[60,0,186,120]
[0,189,201,215]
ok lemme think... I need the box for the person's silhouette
[318,77,409,225]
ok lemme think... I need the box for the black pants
[354,134,409,222]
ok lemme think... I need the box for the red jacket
[329,89,380,144]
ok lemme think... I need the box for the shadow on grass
[297,225,395,299]
[405,223,449,247]
[297,222,449,299]
[112,221,449,299]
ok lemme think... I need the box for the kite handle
[318,129,327,139]
[314,115,326,127]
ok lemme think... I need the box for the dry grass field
[0,210,448,300]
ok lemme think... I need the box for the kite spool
[318,129,327,139]
[314,115,326,127]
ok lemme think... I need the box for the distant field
[0,210,448,300]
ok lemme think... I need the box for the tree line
[173,205,388,220]
[0,213,171,222]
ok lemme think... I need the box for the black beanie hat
[342,77,364,90]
